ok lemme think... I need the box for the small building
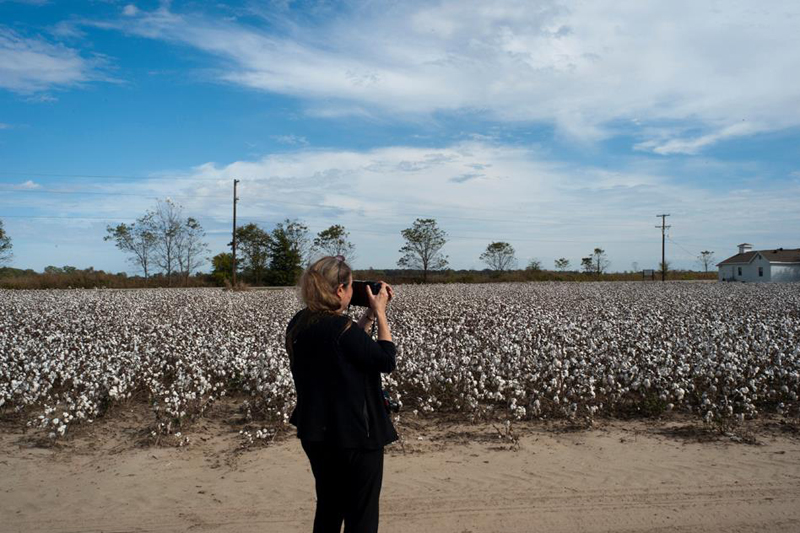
[718,243,800,282]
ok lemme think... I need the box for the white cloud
[63,141,797,271]
[0,27,95,93]
[122,4,139,17]
[7,141,798,271]
[103,0,800,152]
[272,134,309,146]
[634,122,760,155]
[24,93,58,103]
[16,180,40,189]
[0,122,10,129]
[0,180,41,190]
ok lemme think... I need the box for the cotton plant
[0,282,798,443]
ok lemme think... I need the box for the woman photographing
[286,255,397,533]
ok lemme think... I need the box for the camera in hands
[350,280,384,307]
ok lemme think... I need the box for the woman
[286,255,397,533]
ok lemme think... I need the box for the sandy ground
[2,405,800,533]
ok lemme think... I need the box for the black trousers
[301,440,384,533]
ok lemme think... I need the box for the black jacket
[286,309,398,449]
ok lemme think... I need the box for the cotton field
[1,282,799,441]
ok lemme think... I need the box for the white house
[718,243,800,282]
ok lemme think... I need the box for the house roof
[718,248,800,266]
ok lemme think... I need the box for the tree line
[0,209,718,287]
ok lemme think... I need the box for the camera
[350,280,384,307]
[383,390,400,413]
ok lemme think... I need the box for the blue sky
[1,0,799,274]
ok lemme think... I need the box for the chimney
[738,243,753,254]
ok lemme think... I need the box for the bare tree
[554,258,570,272]
[0,219,12,265]
[176,217,209,284]
[398,218,448,282]
[312,224,356,262]
[104,213,157,278]
[148,199,183,285]
[480,241,517,271]
[698,250,715,273]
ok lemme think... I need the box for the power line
[667,236,700,259]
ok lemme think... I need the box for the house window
[738,267,742,276]
[758,266,763,277]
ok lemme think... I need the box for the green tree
[268,219,308,286]
[398,218,448,282]
[480,242,517,271]
[0,220,11,265]
[554,258,570,272]
[659,260,671,279]
[104,214,157,278]
[581,257,594,274]
[44,265,63,274]
[211,252,234,285]
[590,248,610,275]
[526,258,542,272]
[235,223,272,285]
[312,224,356,262]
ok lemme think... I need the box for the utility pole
[655,214,671,282]
[232,179,240,286]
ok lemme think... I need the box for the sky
[1,0,799,274]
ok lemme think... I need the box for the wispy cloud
[27,141,796,270]
[2,180,41,190]
[271,134,309,146]
[0,26,100,93]
[96,0,800,152]
[17,180,40,189]
[634,122,760,155]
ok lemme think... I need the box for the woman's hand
[366,281,392,316]
[366,281,393,342]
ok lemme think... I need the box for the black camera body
[383,390,400,413]
[350,280,383,307]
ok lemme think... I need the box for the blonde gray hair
[298,256,352,313]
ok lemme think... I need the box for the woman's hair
[299,255,352,313]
